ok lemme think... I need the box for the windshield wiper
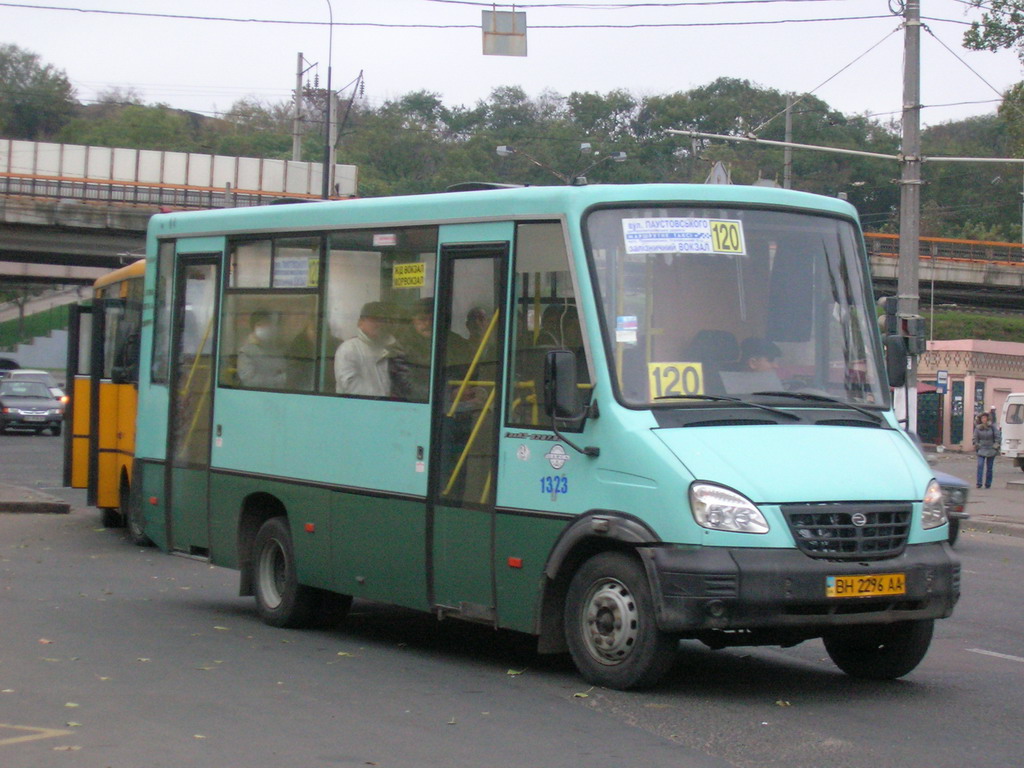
[750,391,883,423]
[654,393,801,421]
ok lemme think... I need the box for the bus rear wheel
[253,517,351,629]
[564,551,678,690]
[823,619,934,680]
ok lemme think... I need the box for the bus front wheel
[564,551,678,690]
[823,619,934,680]
[253,517,351,629]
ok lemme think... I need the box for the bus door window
[151,240,175,385]
[506,222,590,428]
[435,253,505,507]
[170,261,219,467]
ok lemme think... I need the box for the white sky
[3,0,1022,128]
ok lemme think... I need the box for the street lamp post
[321,0,334,200]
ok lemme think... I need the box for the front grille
[781,502,912,560]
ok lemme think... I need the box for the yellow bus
[65,259,148,542]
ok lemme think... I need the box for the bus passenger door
[165,256,220,556]
[428,240,508,621]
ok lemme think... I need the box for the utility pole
[896,0,922,431]
[321,0,335,200]
[783,94,793,189]
[292,52,305,162]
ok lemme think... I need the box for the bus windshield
[586,205,886,409]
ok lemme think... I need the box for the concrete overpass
[0,195,150,284]
[0,138,358,285]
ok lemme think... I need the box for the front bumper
[648,542,959,635]
[1,414,62,430]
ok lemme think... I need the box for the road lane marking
[967,648,1024,664]
[0,724,74,747]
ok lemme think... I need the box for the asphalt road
[2,433,1023,768]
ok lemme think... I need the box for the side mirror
[544,350,599,457]
[544,349,583,422]
[886,334,908,389]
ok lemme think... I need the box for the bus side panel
[115,382,137,500]
[69,376,91,489]
[138,459,169,550]
[494,512,568,633]
[207,472,332,588]
[95,380,123,508]
[331,492,428,611]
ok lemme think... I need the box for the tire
[50,424,61,436]
[948,517,960,546]
[564,551,678,690]
[100,507,124,529]
[823,619,934,680]
[252,517,351,629]
[123,481,152,547]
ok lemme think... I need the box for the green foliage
[963,1,1024,59]
[931,310,1024,343]
[0,304,69,350]
[0,43,76,139]
[59,104,207,153]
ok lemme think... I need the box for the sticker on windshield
[622,218,746,256]
[648,362,704,399]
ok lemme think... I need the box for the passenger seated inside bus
[335,301,396,397]
[237,309,287,388]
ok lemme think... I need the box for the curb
[964,517,1024,540]
[0,484,70,515]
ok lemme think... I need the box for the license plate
[24,416,45,422]
[826,573,906,598]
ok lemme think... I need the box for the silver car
[0,380,65,435]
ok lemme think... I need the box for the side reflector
[305,523,316,533]
[507,557,523,569]
[148,497,158,506]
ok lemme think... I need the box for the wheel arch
[237,492,288,597]
[536,510,662,654]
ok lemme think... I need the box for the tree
[0,44,76,139]
[59,104,203,153]
[963,1,1024,60]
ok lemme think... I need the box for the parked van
[1001,393,1024,471]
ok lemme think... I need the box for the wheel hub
[581,577,639,665]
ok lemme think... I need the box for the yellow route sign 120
[648,362,704,399]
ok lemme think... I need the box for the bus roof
[93,258,145,289]
[147,183,860,240]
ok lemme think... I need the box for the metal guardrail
[0,173,330,210]
[864,232,1024,265]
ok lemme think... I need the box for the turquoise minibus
[130,183,959,689]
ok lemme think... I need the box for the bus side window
[221,236,321,392]
[323,226,438,401]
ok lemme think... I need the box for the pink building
[918,339,1024,450]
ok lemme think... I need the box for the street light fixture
[495,143,626,185]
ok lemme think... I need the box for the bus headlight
[922,479,947,530]
[689,483,770,534]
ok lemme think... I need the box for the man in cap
[335,301,395,397]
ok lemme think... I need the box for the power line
[0,2,895,29]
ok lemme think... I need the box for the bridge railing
[0,138,358,209]
[1,172,325,209]
[865,232,1024,265]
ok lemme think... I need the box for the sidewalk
[927,451,1024,539]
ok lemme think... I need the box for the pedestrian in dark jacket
[973,412,1000,489]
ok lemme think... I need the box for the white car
[4,369,68,404]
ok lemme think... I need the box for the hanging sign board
[483,11,527,57]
